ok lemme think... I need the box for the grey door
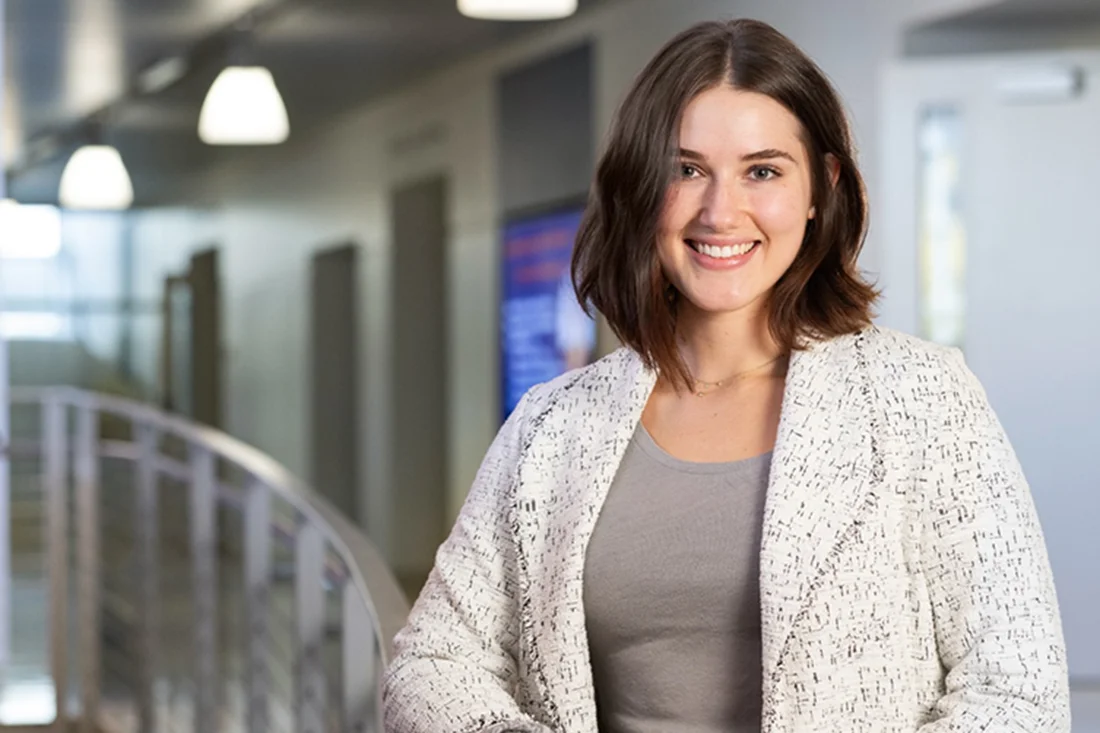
[391,176,449,596]
[189,248,221,429]
[310,244,361,522]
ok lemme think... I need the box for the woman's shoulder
[854,325,964,371]
[817,324,951,359]
[515,347,647,423]
[832,325,985,410]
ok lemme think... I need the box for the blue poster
[501,207,596,420]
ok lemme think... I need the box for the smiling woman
[383,18,1069,733]
[573,20,875,393]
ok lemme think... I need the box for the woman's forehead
[678,86,804,157]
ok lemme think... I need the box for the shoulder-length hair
[572,18,878,389]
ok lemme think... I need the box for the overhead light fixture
[58,145,134,210]
[198,66,289,145]
[457,0,577,20]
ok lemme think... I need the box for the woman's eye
[679,163,701,179]
[749,166,779,181]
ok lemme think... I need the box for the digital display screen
[500,206,596,421]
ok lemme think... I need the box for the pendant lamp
[457,0,577,20]
[58,145,134,210]
[198,66,289,145]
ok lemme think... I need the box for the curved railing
[1,387,409,732]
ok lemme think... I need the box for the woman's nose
[697,178,750,232]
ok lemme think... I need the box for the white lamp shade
[198,66,290,145]
[457,0,577,20]
[58,145,134,210]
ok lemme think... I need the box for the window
[916,107,967,348]
[0,312,72,340]
[0,201,72,339]
[0,201,62,259]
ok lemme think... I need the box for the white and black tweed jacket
[383,326,1069,733]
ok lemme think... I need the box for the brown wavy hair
[572,18,878,389]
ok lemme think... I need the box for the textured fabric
[382,326,1070,733]
[584,423,769,732]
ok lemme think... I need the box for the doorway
[160,247,222,429]
[390,176,449,597]
[309,244,361,522]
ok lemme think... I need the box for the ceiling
[905,0,1100,53]
[928,0,1100,25]
[2,0,607,205]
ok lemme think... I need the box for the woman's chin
[680,292,764,317]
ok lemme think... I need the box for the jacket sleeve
[382,392,552,733]
[917,349,1070,732]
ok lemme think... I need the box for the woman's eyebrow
[676,147,797,164]
[676,147,707,162]
[742,148,796,163]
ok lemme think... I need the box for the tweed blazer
[383,326,1070,733]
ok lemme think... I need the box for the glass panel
[917,106,966,348]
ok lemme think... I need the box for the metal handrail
[2,386,410,733]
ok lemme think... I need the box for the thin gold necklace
[690,354,784,397]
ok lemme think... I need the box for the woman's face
[657,84,816,318]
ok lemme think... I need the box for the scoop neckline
[633,421,773,475]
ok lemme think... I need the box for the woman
[383,18,1069,733]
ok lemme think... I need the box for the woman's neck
[674,300,784,385]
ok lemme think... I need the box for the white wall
[129,0,999,570]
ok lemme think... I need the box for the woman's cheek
[751,186,810,235]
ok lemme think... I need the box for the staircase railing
[1,387,409,732]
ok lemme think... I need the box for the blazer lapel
[515,334,883,730]
[759,331,883,690]
[513,349,656,731]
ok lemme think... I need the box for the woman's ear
[809,154,842,220]
[825,153,841,188]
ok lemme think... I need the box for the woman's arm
[382,393,552,733]
[917,350,1070,732]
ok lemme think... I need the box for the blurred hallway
[3,0,1100,729]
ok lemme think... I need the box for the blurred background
[0,0,1097,730]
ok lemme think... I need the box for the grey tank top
[583,422,770,733]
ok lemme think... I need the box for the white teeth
[694,241,756,259]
